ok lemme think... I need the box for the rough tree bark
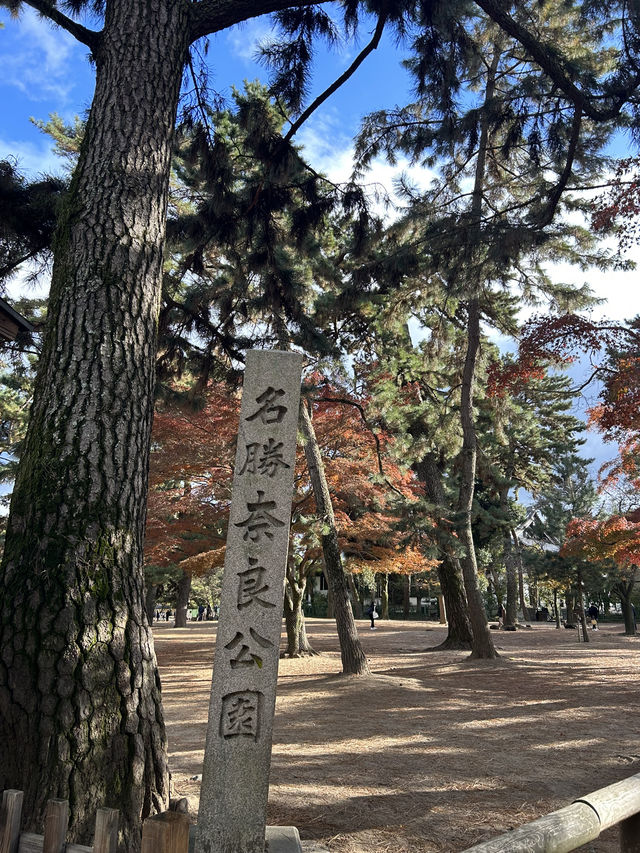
[0,1,193,844]
[414,455,473,649]
[299,401,370,675]
[0,0,327,847]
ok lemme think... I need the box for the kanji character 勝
[238,438,290,477]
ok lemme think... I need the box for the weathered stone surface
[190,826,305,853]
[195,350,303,853]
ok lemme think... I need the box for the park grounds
[154,618,640,853]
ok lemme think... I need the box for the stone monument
[195,349,303,853]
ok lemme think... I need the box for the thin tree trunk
[554,588,561,629]
[616,576,637,635]
[403,574,411,619]
[283,574,316,656]
[414,455,473,649]
[457,298,498,659]
[452,41,502,660]
[0,2,194,844]
[565,589,576,626]
[379,573,389,619]
[512,528,530,622]
[438,594,447,624]
[145,583,158,625]
[173,570,191,628]
[299,401,369,675]
[323,567,335,619]
[347,572,363,618]
[576,565,590,642]
[501,490,518,630]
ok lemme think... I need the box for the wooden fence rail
[462,772,640,853]
[0,791,119,853]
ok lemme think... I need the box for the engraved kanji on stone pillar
[196,350,303,853]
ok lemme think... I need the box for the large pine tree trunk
[415,455,473,649]
[299,402,369,675]
[0,2,191,847]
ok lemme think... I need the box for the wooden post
[93,808,119,853]
[620,812,640,852]
[42,799,68,853]
[0,790,23,853]
[142,812,189,853]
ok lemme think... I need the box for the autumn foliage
[562,513,640,572]
[145,376,438,581]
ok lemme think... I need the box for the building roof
[0,296,34,341]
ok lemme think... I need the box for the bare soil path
[154,618,640,852]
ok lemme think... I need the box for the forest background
[1,1,640,850]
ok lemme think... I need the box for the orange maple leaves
[562,514,640,574]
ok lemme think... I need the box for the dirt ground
[153,618,640,852]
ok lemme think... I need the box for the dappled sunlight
[155,619,640,852]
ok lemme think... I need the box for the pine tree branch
[188,0,331,44]
[531,108,582,229]
[20,0,100,50]
[283,13,387,144]
[473,0,640,120]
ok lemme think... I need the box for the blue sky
[0,4,637,482]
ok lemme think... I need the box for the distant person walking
[588,604,599,630]
[367,601,378,630]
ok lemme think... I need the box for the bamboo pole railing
[462,772,640,853]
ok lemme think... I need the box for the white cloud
[225,19,274,63]
[0,134,64,179]
[0,8,88,103]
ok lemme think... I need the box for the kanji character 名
[237,558,276,610]
[234,490,285,541]
[245,387,288,425]
[225,628,273,668]
[220,690,262,740]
